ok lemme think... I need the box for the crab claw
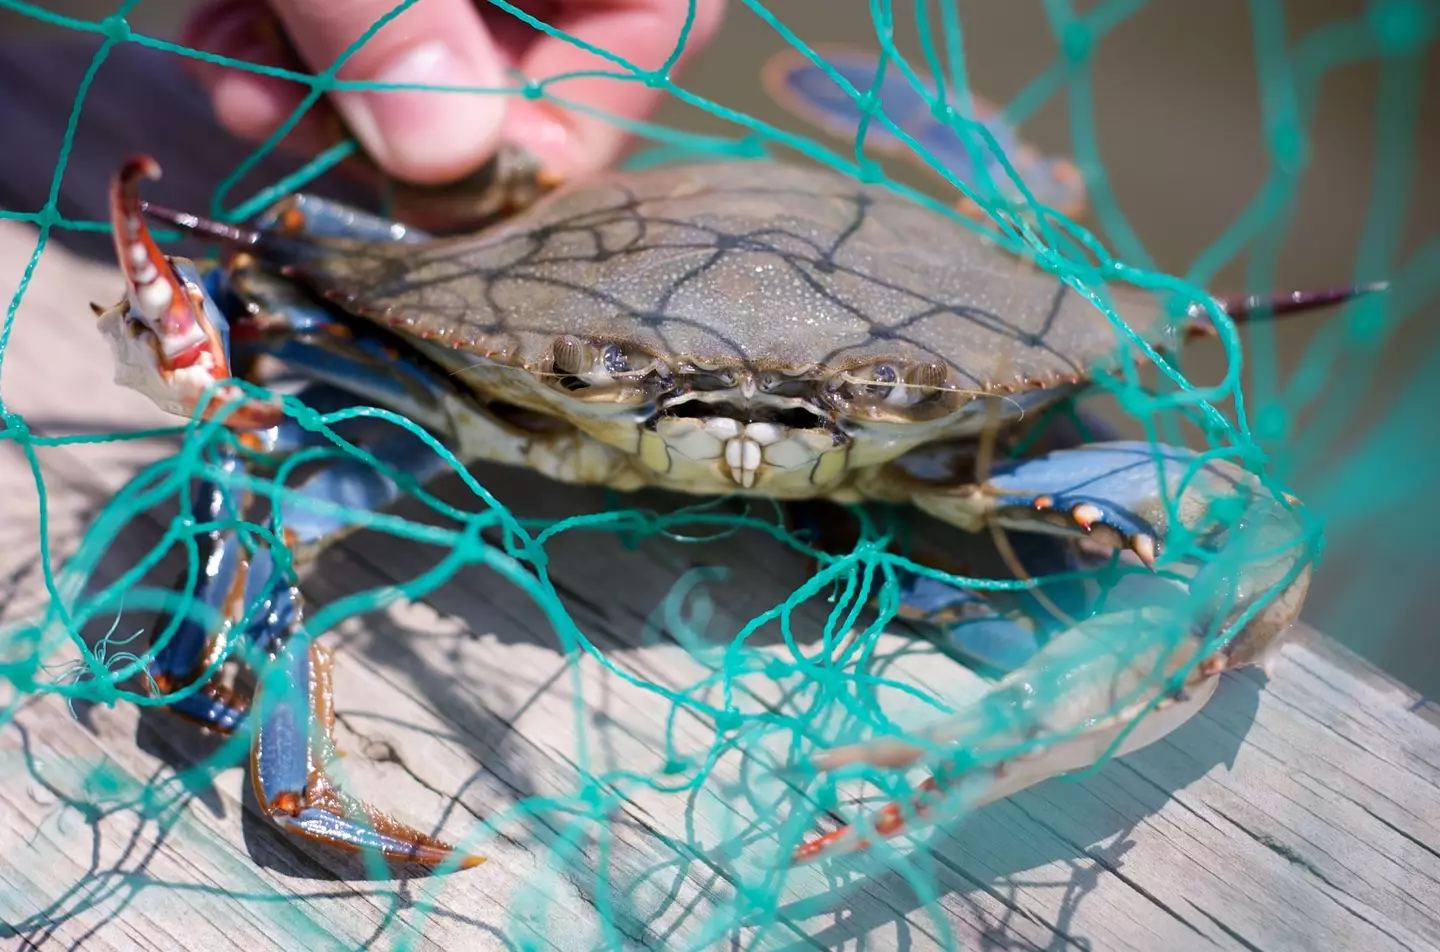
[788,599,1226,865]
[98,154,282,430]
[793,442,1315,866]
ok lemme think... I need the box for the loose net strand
[0,0,1435,949]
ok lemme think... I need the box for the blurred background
[3,0,1437,695]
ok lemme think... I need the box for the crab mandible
[92,126,1372,871]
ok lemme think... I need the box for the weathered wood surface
[3,39,1440,952]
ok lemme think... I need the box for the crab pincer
[96,156,283,430]
[789,442,1315,865]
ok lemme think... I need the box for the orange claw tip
[116,153,163,189]
[1130,532,1158,570]
[1070,502,1103,530]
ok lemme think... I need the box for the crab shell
[244,158,1177,499]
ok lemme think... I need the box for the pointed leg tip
[392,838,488,870]
[270,806,487,872]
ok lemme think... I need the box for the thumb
[266,0,513,185]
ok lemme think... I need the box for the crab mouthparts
[714,418,787,488]
[649,401,841,489]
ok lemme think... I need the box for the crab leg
[118,169,491,866]
[148,382,436,731]
[251,612,485,867]
[145,395,480,867]
[790,598,1224,864]
[792,441,1313,864]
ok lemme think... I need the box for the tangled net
[0,0,1434,949]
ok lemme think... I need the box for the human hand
[180,0,727,185]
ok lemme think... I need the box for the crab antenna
[1186,281,1389,337]
[140,200,261,247]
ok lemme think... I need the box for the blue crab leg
[149,403,479,868]
[147,450,253,730]
[251,610,484,867]
[791,441,1314,865]
[246,426,480,867]
[900,440,1314,579]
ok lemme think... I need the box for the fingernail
[339,41,508,185]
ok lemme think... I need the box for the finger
[263,0,516,185]
[498,0,727,177]
[180,0,342,157]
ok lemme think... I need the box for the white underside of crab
[96,300,239,421]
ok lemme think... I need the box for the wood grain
[2,39,1439,952]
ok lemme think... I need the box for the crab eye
[828,360,949,414]
[601,343,630,375]
[895,361,948,404]
[549,336,659,399]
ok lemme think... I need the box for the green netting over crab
[93,130,1374,870]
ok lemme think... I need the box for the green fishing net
[1,0,1435,949]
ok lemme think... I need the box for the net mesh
[0,0,1434,948]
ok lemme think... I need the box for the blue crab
[92,105,1374,869]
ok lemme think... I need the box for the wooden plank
[2,37,1440,952]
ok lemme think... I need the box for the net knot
[1060,23,1092,62]
[1369,0,1437,55]
[855,158,886,184]
[32,206,61,230]
[1268,118,1309,172]
[1,412,30,441]
[99,14,133,43]
[763,659,791,681]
